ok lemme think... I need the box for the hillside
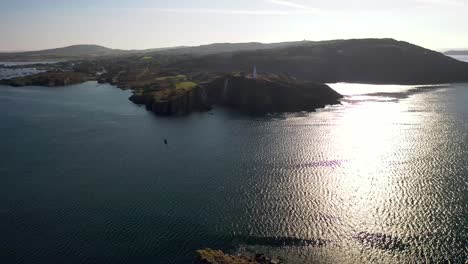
[0,45,129,61]
[152,41,308,56]
[0,41,307,61]
[172,38,468,84]
[3,39,468,85]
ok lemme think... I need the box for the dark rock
[194,249,281,264]
[203,75,342,115]
[234,235,328,247]
[128,74,341,116]
[129,85,212,116]
[194,249,259,264]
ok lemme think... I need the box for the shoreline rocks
[129,85,212,115]
[0,71,93,87]
[0,69,343,117]
[195,249,281,264]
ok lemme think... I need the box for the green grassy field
[175,81,197,90]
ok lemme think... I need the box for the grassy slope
[171,38,468,84]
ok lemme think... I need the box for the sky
[0,0,467,51]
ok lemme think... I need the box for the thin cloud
[414,0,466,6]
[265,0,308,9]
[132,8,321,16]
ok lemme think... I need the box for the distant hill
[444,50,468,55]
[0,45,130,61]
[152,41,309,56]
[3,39,468,84]
[0,42,307,61]
[172,38,468,84]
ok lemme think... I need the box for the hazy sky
[1,0,467,51]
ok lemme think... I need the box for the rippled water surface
[1,81,467,263]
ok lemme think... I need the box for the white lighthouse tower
[253,65,257,79]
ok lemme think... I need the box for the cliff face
[129,85,212,115]
[204,75,342,115]
[129,75,342,116]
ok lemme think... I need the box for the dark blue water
[1,81,467,263]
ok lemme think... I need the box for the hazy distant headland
[2,38,468,116]
[444,50,468,56]
[0,41,312,61]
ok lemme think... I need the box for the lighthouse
[253,65,257,79]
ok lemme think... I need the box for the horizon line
[0,39,466,54]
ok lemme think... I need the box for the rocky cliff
[129,85,212,115]
[129,74,342,116]
[206,75,342,114]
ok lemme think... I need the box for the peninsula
[2,38,468,116]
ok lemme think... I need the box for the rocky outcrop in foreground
[195,249,280,264]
